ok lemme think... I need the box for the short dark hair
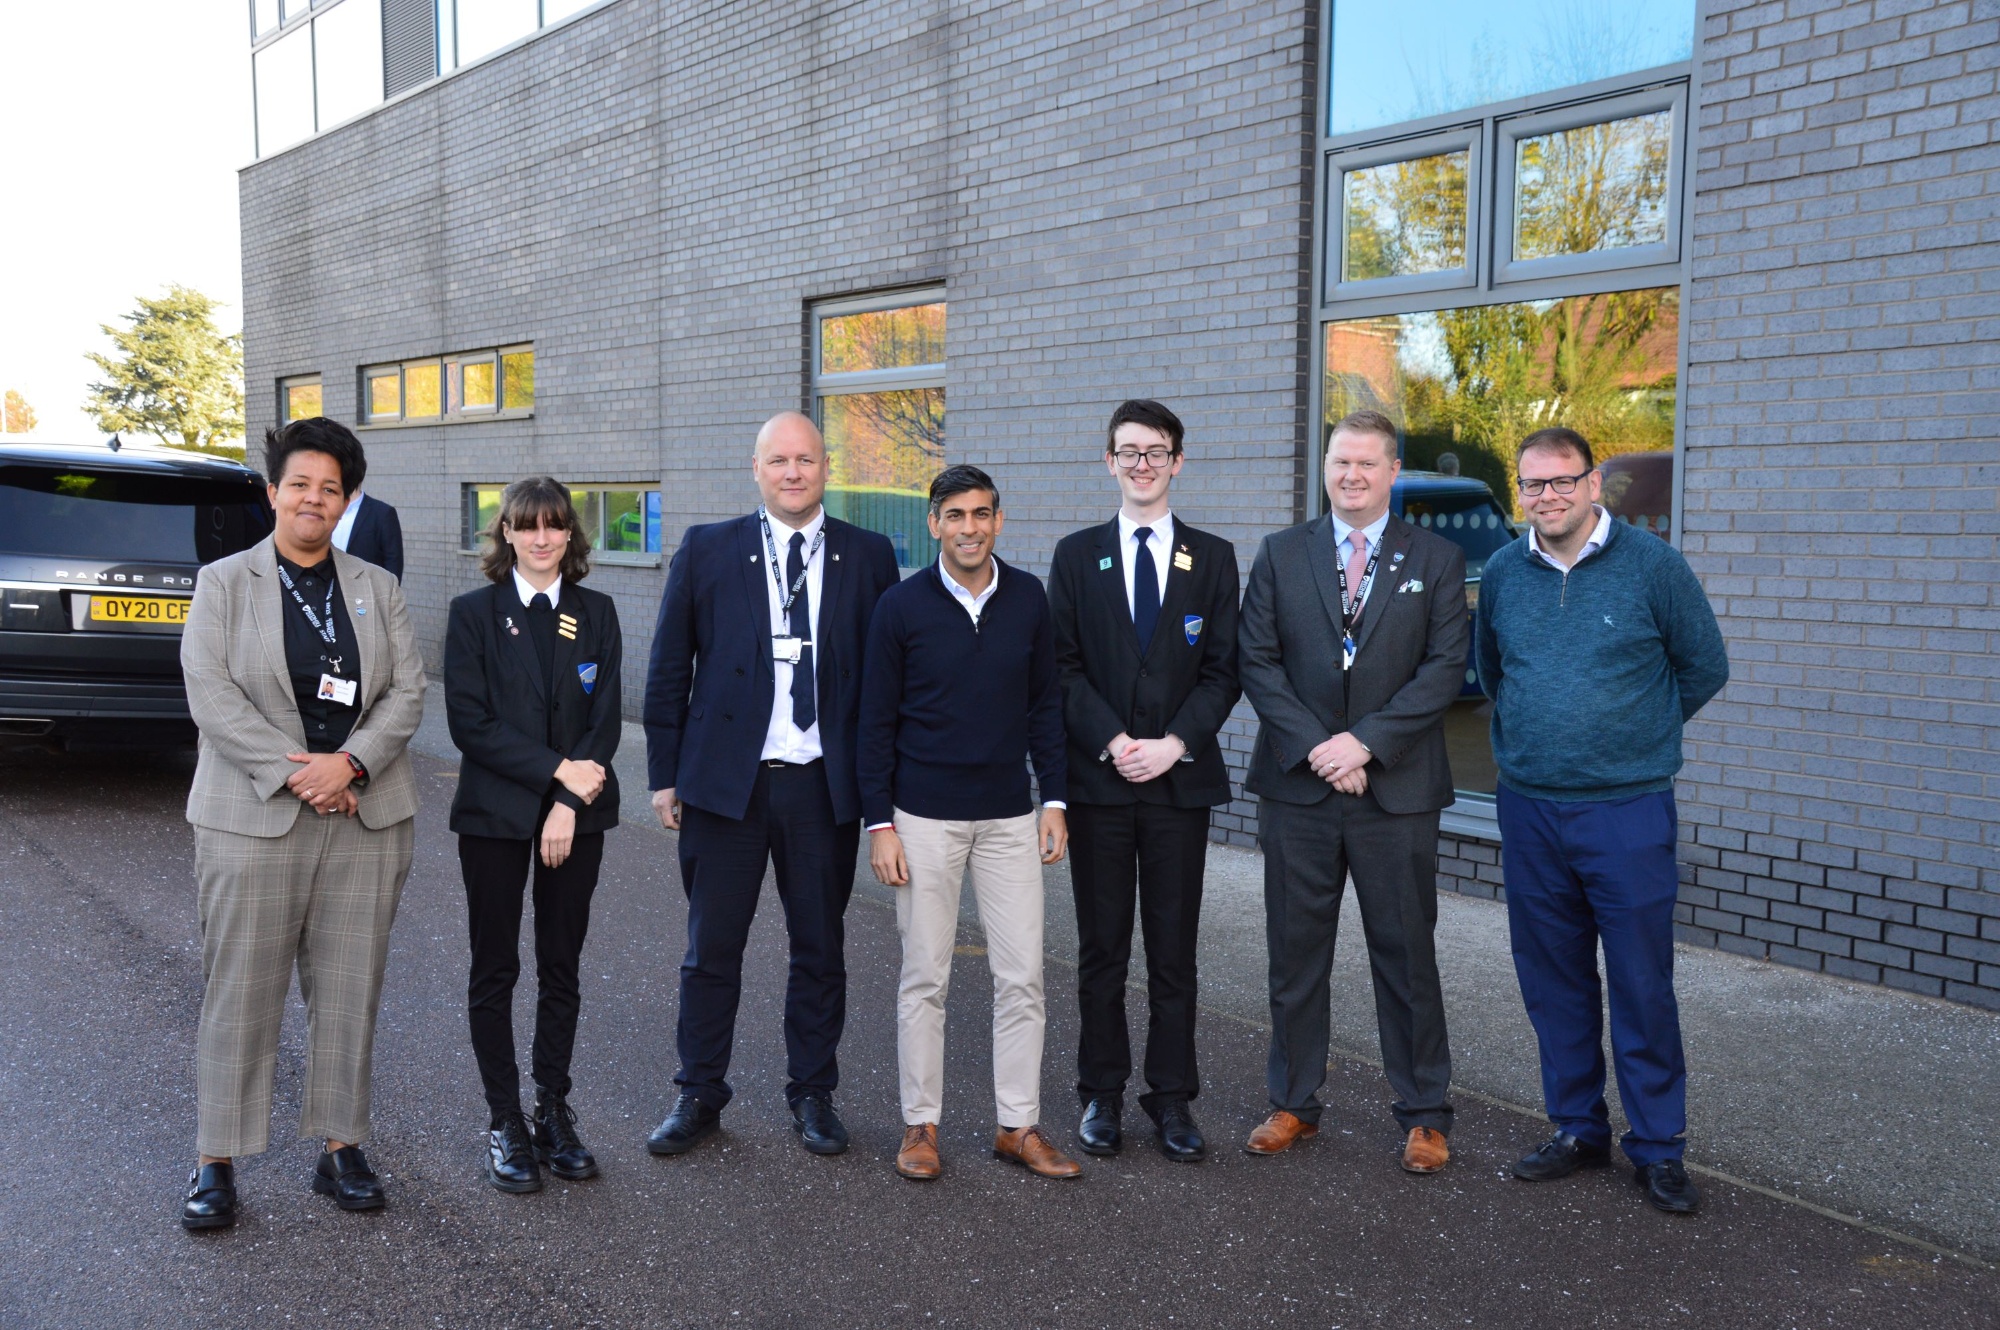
[479,476,593,584]
[1518,427,1595,473]
[929,463,999,515]
[264,417,366,495]
[1328,409,1399,458]
[1106,399,1184,454]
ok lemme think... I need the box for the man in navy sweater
[1475,427,1728,1217]
[860,464,1080,1182]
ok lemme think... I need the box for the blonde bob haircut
[478,476,593,584]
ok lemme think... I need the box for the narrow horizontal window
[362,344,532,425]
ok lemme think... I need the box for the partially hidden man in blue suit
[641,411,899,1158]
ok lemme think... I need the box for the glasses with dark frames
[1111,448,1176,469]
[1517,470,1593,497]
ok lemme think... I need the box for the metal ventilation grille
[382,0,437,98]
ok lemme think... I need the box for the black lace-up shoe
[1635,1158,1701,1214]
[790,1093,850,1156]
[1513,1131,1613,1181]
[1153,1102,1207,1163]
[1077,1098,1122,1156]
[312,1145,386,1211]
[486,1112,543,1193]
[533,1089,599,1180]
[646,1094,720,1156]
[181,1162,238,1231]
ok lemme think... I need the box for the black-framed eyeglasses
[1112,448,1176,469]
[1517,470,1593,497]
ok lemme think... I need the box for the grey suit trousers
[194,813,414,1157]
[1260,792,1454,1134]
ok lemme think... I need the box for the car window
[1400,490,1515,580]
[0,466,271,565]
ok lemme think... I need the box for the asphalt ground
[1,740,1996,1329]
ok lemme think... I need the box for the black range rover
[0,442,271,745]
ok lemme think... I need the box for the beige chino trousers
[193,812,414,1157]
[892,809,1046,1129]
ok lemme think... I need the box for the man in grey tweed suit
[179,418,426,1230]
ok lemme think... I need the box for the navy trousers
[1496,785,1687,1166]
[674,760,858,1110]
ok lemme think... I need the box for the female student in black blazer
[444,476,622,1194]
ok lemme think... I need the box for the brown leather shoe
[1244,1110,1318,1155]
[993,1125,1083,1179]
[896,1123,941,1180]
[1402,1126,1449,1174]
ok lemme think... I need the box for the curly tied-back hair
[479,476,593,584]
[264,416,366,494]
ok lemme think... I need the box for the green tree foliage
[83,286,245,454]
[3,390,35,434]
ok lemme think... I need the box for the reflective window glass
[820,303,945,374]
[453,0,539,66]
[599,490,644,554]
[463,485,502,550]
[367,370,400,420]
[253,25,315,155]
[461,357,497,410]
[820,388,945,569]
[313,0,383,130]
[284,378,322,420]
[1513,110,1671,261]
[501,350,534,410]
[1342,149,1468,282]
[252,0,281,38]
[403,362,442,418]
[1328,0,1692,136]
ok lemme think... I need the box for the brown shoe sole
[1244,1125,1318,1156]
[992,1149,1083,1179]
[1401,1155,1448,1174]
[895,1161,941,1180]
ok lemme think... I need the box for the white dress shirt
[511,566,562,608]
[1117,510,1174,617]
[1329,508,1392,606]
[759,506,826,764]
[331,489,364,551]
[1527,505,1613,570]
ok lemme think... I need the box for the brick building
[239,0,1999,1009]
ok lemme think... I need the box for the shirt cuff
[866,821,894,832]
[1043,801,1067,811]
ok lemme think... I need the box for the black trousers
[459,830,605,1122]
[1259,791,1453,1134]
[1070,800,1209,1118]
[675,761,858,1109]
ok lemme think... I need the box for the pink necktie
[1344,531,1369,624]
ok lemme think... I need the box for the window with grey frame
[1314,0,1696,813]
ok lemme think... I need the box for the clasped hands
[1307,732,1371,796]
[285,751,359,817]
[541,759,608,869]
[1107,732,1186,784]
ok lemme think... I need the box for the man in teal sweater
[1474,427,1727,1217]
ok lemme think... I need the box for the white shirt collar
[331,488,363,549]
[1117,509,1174,548]
[764,504,826,547]
[512,567,563,609]
[1527,505,1614,568]
[1331,508,1391,551]
[938,556,1000,613]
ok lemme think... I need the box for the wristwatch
[342,751,369,788]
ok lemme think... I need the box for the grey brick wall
[1670,0,2000,1008]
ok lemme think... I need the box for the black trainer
[1513,1131,1613,1181]
[1635,1158,1701,1214]
[486,1112,543,1193]
[181,1162,239,1231]
[533,1089,600,1180]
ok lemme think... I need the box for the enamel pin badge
[1099,556,1115,571]
[1184,615,1203,645]
[354,599,367,616]
[577,662,598,695]
[506,616,519,637]
[1172,549,1194,572]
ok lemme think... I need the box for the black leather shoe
[312,1145,386,1211]
[1077,1098,1122,1156]
[646,1094,720,1156]
[486,1112,543,1193]
[790,1093,850,1156]
[1513,1131,1613,1181]
[1153,1102,1207,1163]
[181,1162,238,1231]
[1635,1158,1701,1214]
[533,1089,599,1180]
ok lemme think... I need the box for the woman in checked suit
[444,477,623,1194]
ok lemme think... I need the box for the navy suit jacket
[343,493,405,581]
[643,511,899,825]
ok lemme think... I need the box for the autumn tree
[84,286,245,454]
[2,390,35,434]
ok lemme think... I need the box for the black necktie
[525,592,557,701]
[787,532,816,730]
[1132,526,1160,654]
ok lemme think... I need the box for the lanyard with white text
[1337,536,1382,672]
[758,508,824,618]
[277,562,340,654]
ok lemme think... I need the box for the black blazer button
[735,666,745,676]
[723,713,733,722]
[1333,710,1345,720]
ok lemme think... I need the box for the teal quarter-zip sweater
[1473,517,1728,802]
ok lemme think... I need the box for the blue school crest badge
[1183,615,1203,645]
[577,662,598,695]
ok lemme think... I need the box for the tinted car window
[0,466,269,564]
[1400,490,1515,579]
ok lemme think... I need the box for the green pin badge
[1098,556,1114,570]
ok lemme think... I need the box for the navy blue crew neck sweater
[1473,518,1729,802]
[857,557,1068,826]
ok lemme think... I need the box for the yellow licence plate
[89,594,191,625]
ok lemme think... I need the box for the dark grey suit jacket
[1239,513,1468,815]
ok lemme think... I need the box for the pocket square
[1398,579,1423,593]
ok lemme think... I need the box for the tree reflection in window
[1324,287,1677,533]
[1514,110,1671,261]
[816,300,946,567]
[1343,150,1469,281]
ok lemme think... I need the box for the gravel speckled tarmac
[1,741,1995,1329]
